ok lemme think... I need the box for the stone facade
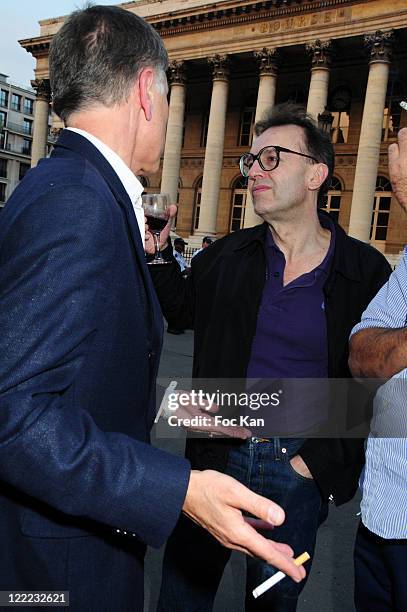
[0,73,54,205]
[19,0,407,253]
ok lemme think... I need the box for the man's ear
[308,163,329,192]
[138,67,155,122]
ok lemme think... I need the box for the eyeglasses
[239,145,319,177]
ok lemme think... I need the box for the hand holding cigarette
[253,551,310,599]
[183,470,306,583]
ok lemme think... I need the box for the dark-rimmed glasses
[239,145,319,177]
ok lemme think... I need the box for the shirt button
[281,447,287,453]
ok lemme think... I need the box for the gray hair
[49,4,168,123]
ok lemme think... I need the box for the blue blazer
[0,130,190,610]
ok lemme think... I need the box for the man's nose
[248,158,264,180]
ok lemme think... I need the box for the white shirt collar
[66,127,143,208]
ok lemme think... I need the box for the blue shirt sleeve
[351,249,407,335]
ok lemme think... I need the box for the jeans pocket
[286,457,316,484]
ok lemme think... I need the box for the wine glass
[142,193,171,265]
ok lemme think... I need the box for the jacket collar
[53,129,147,267]
[54,129,135,206]
[330,218,364,283]
[52,129,160,309]
[232,210,363,283]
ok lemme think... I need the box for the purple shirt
[247,218,335,380]
[245,218,335,435]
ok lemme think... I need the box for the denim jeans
[157,438,328,612]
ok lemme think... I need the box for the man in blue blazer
[0,6,304,610]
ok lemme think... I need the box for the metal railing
[183,246,199,265]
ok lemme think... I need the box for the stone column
[31,79,51,167]
[253,48,280,124]
[348,30,394,241]
[160,61,186,211]
[244,48,280,228]
[196,55,230,236]
[306,39,332,120]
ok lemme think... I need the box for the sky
[1,1,117,89]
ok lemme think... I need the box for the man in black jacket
[148,103,391,611]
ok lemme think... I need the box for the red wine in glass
[142,193,171,265]
[145,215,168,233]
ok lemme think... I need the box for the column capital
[167,60,186,86]
[207,54,230,81]
[364,30,394,64]
[31,78,51,102]
[306,39,333,68]
[253,48,280,77]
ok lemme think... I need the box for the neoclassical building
[0,73,54,206]
[20,0,407,256]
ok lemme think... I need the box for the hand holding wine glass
[143,194,177,259]
[142,193,173,265]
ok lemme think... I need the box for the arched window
[370,176,392,243]
[192,176,202,231]
[230,176,248,232]
[320,176,342,222]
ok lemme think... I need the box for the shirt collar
[66,127,143,207]
[265,214,336,273]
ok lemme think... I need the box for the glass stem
[153,232,161,260]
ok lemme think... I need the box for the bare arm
[349,327,407,378]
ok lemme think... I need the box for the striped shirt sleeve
[351,249,407,334]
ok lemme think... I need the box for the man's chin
[136,159,161,177]
[253,203,270,217]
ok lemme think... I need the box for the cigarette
[252,551,310,599]
[154,380,178,423]
[400,101,407,111]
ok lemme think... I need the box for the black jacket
[151,215,392,505]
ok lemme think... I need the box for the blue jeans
[157,438,328,612]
